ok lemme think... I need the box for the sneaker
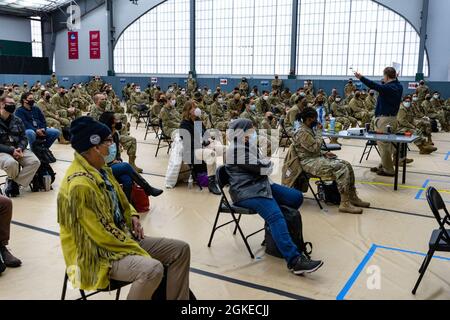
[289,254,323,275]
[0,246,21,268]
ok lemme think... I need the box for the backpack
[31,139,56,164]
[30,163,56,192]
[430,119,439,132]
[316,180,341,205]
[264,205,312,259]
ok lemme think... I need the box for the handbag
[131,183,150,213]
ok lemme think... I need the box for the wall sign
[89,31,101,59]
[151,77,158,83]
[260,80,269,87]
[68,31,79,60]
[408,82,419,90]
[120,78,127,83]
[220,79,228,85]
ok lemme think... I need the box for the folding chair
[155,119,173,157]
[302,171,324,210]
[359,140,380,163]
[321,139,341,152]
[207,166,264,259]
[412,187,450,294]
[135,107,150,130]
[144,111,160,140]
[279,118,292,152]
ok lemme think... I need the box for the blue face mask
[104,143,117,164]
[250,104,256,112]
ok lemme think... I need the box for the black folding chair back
[279,118,292,152]
[208,166,264,259]
[144,111,161,140]
[412,187,450,294]
[155,119,173,157]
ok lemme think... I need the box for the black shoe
[4,179,19,198]
[130,171,163,197]
[0,246,21,268]
[0,253,5,274]
[376,170,395,177]
[289,254,323,275]
[208,176,221,195]
[146,185,163,197]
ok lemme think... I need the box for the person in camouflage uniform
[349,91,372,125]
[397,96,437,155]
[330,95,357,129]
[344,79,356,98]
[238,78,249,96]
[272,75,283,93]
[129,86,150,122]
[292,107,370,214]
[176,89,189,113]
[240,98,262,128]
[285,96,307,136]
[209,93,228,131]
[364,90,377,113]
[415,80,430,107]
[159,97,181,139]
[256,91,271,115]
[89,93,109,121]
[36,91,70,144]
[86,76,104,96]
[228,93,244,115]
[187,74,197,94]
[422,94,449,132]
[49,73,58,87]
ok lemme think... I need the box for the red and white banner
[89,31,101,59]
[68,31,79,60]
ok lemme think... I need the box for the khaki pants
[374,116,398,174]
[0,196,12,246]
[194,141,225,176]
[110,237,190,300]
[0,150,41,187]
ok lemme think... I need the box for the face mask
[40,86,45,91]
[300,92,306,97]
[14,89,20,94]
[194,107,202,118]
[27,100,35,107]
[115,122,123,131]
[104,143,117,164]
[181,91,186,96]
[413,97,419,102]
[136,89,141,93]
[250,93,255,97]
[4,104,16,113]
[45,95,51,101]
[218,98,223,103]
[336,98,342,103]
[433,95,439,99]
[370,93,375,96]
[99,101,107,109]
[250,104,256,112]
[171,100,176,107]
[207,91,212,95]
[268,116,274,122]
[60,92,65,97]
[404,102,411,108]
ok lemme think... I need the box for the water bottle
[188,174,193,189]
[329,117,336,133]
[43,174,52,192]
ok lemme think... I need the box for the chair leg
[115,288,121,300]
[207,205,222,247]
[233,214,242,235]
[366,146,373,161]
[79,290,87,300]
[359,144,368,163]
[61,273,68,300]
[412,249,434,295]
[155,137,162,157]
[375,145,381,157]
[309,180,323,210]
[230,212,255,259]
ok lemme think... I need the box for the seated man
[15,92,61,149]
[0,96,41,197]
[0,195,21,274]
[58,117,191,300]
[292,107,370,214]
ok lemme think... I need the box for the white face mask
[218,98,223,103]
[207,90,212,95]
[263,95,269,101]
[300,93,306,97]
[336,98,342,103]
[181,91,186,96]
[136,88,141,93]
[433,95,439,99]
[413,97,419,102]
[404,102,411,108]
[171,100,176,107]
[194,107,202,118]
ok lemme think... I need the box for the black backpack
[316,180,341,205]
[30,163,56,192]
[264,205,312,259]
[31,139,56,165]
[430,119,439,133]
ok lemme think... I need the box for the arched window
[114,0,190,74]
[114,0,428,77]
[296,0,429,77]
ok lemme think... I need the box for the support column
[289,0,299,79]
[42,16,55,73]
[416,0,429,81]
[107,0,115,76]
[190,0,196,77]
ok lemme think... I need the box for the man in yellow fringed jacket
[57,116,190,300]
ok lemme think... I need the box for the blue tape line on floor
[445,152,450,161]
[415,179,430,200]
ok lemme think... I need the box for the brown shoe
[419,145,437,155]
[349,188,370,208]
[399,158,414,164]
[0,246,21,268]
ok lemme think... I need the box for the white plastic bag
[165,135,184,188]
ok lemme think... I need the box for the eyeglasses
[101,137,114,145]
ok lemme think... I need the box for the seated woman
[292,107,370,214]
[225,119,323,275]
[98,112,163,200]
[179,101,224,195]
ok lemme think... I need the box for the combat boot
[418,144,437,155]
[349,187,370,208]
[339,193,363,214]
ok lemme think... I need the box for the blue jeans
[26,128,60,149]
[111,162,134,199]
[235,183,303,265]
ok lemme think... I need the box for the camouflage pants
[120,135,137,157]
[335,117,352,129]
[353,112,372,125]
[46,117,63,130]
[397,126,426,146]
[115,113,129,135]
[212,120,228,131]
[414,119,432,137]
[131,105,149,119]
[301,157,355,194]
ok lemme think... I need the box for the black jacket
[225,140,273,204]
[179,119,208,165]
[0,115,28,155]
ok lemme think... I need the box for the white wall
[54,4,109,76]
[0,14,31,42]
